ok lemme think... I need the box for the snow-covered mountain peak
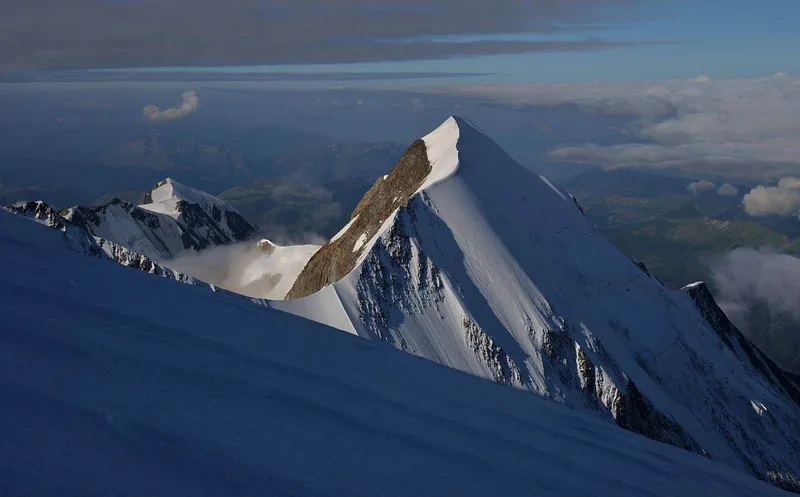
[140,177,236,219]
[287,115,586,299]
[419,115,548,194]
[279,116,800,491]
[5,116,800,492]
[58,179,257,261]
[417,116,461,191]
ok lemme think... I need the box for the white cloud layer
[716,183,739,196]
[444,73,800,179]
[143,90,200,123]
[687,179,716,195]
[743,177,800,217]
[713,248,800,325]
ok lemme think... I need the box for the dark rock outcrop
[287,140,431,299]
[683,282,800,407]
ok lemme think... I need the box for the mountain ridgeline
[3,116,800,492]
[277,117,800,492]
[3,200,206,287]
[0,203,786,496]
[63,178,258,260]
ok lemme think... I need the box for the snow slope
[278,117,800,491]
[2,201,208,288]
[61,178,257,260]
[0,208,789,497]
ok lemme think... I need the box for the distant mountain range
[108,135,250,178]
[0,121,402,209]
[217,177,372,241]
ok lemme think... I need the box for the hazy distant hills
[216,123,330,163]
[266,141,405,183]
[1,121,404,221]
[108,134,250,177]
[217,177,373,242]
[562,169,796,288]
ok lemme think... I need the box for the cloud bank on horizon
[440,73,800,180]
[1,0,647,73]
[743,178,800,217]
[713,248,800,328]
[142,91,200,123]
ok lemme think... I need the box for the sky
[2,0,800,187]
[3,0,799,83]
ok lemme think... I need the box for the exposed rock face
[683,282,800,408]
[276,117,800,492]
[6,201,67,230]
[463,315,524,387]
[352,195,705,461]
[61,180,258,261]
[2,201,201,286]
[111,134,249,176]
[286,140,431,299]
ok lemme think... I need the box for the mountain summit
[278,116,800,491]
[62,178,257,260]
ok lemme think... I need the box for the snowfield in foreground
[0,208,788,496]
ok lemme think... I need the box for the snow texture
[141,177,235,220]
[62,178,257,261]
[0,208,789,497]
[2,201,217,290]
[352,233,369,252]
[330,214,359,244]
[277,116,800,491]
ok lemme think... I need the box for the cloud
[716,183,738,196]
[439,73,800,179]
[1,70,492,83]
[164,239,321,299]
[1,1,655,72]
[687,179,716,195]
[743,177,800,217]
[142,91,200,123]
[712,248,800,326]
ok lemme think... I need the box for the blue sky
[4,0,798,84]
[246,0,800,83]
